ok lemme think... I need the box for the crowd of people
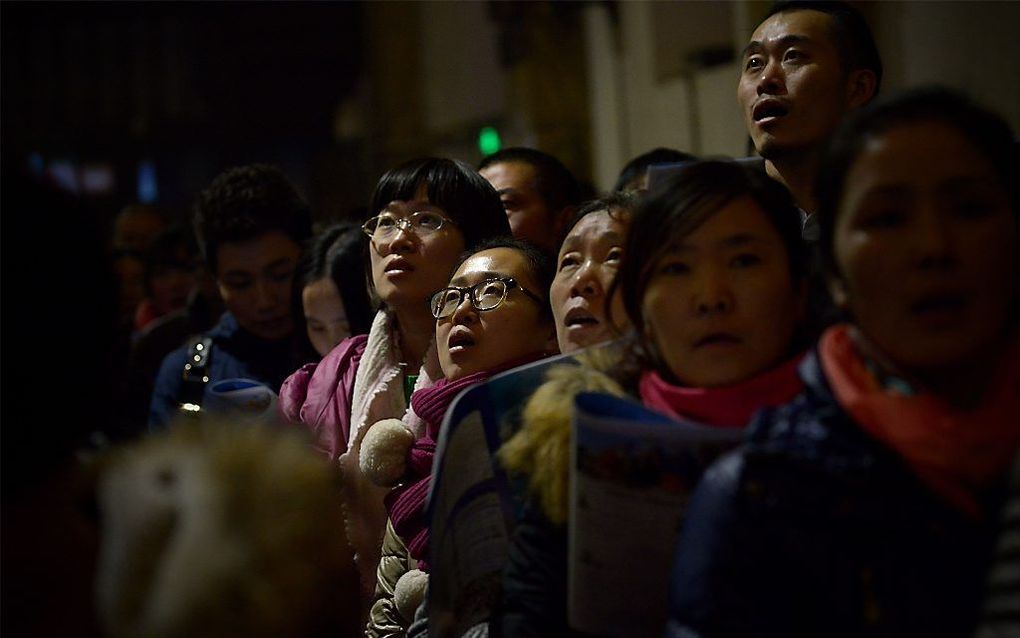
[10,2,1017,637]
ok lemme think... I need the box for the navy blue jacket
[148,312,308,428]
[666,352,1002,638]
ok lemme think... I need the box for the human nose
[449,291,478,324]
[693,267,733,315]
[913,206,956,270]
[383,221,417,254]
[570,260,603,298]
[756,57,785,96]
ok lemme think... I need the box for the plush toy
[393,568,428,622]
[359,418,415,487]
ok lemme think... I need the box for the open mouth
[447,328,476,353]
[694,333,741,348]
[564,307,600,330]
[385,258,413,274]
[752,100,789,123]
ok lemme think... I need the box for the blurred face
[437,248,556,380]
[830,120,1017,381]
[216,231,301,340]
[303,277,351,357]
[480,161,559,254]
[368,185,466,315]
[149,264,196,316]
[642,196,804,387]
[739,10,862,161]
[550,210,628,353]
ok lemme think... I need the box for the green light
[478,126,502,156]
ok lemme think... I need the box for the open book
[427,353,577,637]
[568,392,743,637]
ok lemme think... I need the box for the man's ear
[846,69,877,109]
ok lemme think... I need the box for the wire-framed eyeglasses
[429,277,545,320]
[361,211,455,240]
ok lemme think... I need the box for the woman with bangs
[497,160,811,635]
[279,158,510,605]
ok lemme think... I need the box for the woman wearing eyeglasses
[279,158,510,606]
[361,237,558,636]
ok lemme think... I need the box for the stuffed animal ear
[393,569,428,622]
[359,419,415,487]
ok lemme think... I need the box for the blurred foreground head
[95,423,360,638]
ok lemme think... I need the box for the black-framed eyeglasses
[362,211,455,241]
[429,277,545,319]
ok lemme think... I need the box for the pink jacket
[279,334,369,461]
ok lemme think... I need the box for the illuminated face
[302,277,351,357]
[738,10,861,161]
[480,161,560,254]
[436,248,556,380]
[550,210,628,353]
[830,120,1017,380]
[642,197,804,387]
[216,231,301,340]
[368,185,466,315]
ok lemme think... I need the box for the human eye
[730,253,762,269]
[375,214,398,230]
[606,247,623,263]
[269,266,295,283]
[658,260,690,275]
[783,48,805,63]
[859,209,907,230]
[744,55,764,72]
[558,253,581,271]
[479,280,504,298]
[222,276,253,291]
[414,211,444,230]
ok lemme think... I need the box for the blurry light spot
[138,160,158,203]
[478,126,502,157]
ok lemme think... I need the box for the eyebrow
[742,34,813,58]
[450,270,506,286]
[672,233,763,253]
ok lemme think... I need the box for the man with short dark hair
[148,164,313,428]
[479,147,581,255]
[739,0,881,216]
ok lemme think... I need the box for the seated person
[667,88,1020,638]
[360,238,558,637]
[149,164,313,428]
[497,160,810,635]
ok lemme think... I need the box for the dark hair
[764,0,883,97]
[613,148,697,193]
[368,157,510,250]
[296,223,374,337]
[559,191,639,248]
[815,86,1019,279]
[193,164,312,275]
[609,160,807,372]
[479,147,582,214]
[451,236,555,320]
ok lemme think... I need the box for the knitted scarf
[638,353,806,427]
[387,353,547,570]
[820,324,1020,519]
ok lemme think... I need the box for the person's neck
[765,153,819,216]
[392,306,433,372]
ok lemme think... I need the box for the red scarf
[638,354,806,427]
[385,353,547,570]
[819,324,1020,518]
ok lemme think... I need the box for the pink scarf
[820,324,1020,518]
[638,354,806,427]
[386,354,547,570]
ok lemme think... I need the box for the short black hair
[560,191,639,249]
[815,86,1019,280]
[613,148,697,193]
[452,236,555,320]
[368,157,510,251]
[193,164,312,275]
[479,147,582,214]
[764,0,883,97]
[296,222,374,337]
